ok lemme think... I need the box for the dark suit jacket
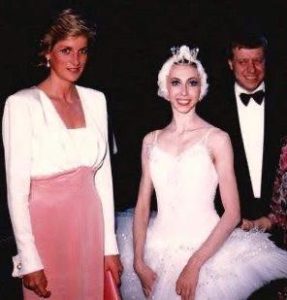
[198,80,286,220]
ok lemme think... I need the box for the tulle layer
[117,211,287,300]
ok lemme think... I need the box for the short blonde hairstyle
[39,9,95,62]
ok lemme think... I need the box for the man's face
[228,47,265,92]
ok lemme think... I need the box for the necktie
[239,90,265,106]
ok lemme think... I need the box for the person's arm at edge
[133,132,156,296]
[191,130,241,265]
[2,95,43,276]
[93,92,122,284]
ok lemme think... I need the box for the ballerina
[117,45,287,300]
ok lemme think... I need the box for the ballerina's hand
[134,262,157,297]
[240,218,255,231]
[176,262,200,300]
[23,270,51,298]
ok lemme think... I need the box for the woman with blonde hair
[2,9,122,299]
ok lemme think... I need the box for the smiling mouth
[67,67,82,73]
[177,99,191,105]
[245,75,259,80]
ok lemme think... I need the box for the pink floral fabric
[271,137,287,248]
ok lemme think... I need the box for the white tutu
[117,131,287,300]
[117,210,287,300]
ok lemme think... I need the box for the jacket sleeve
[2,95,43,277]
[93,92,119,255]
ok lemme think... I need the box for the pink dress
[2,86,118,300]
[25,167,104,299]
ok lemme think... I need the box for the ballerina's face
[46,35,88,83]
[166,64,201,114]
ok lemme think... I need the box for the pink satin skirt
[24,167,104,300]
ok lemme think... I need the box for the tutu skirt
[117,210,287,300]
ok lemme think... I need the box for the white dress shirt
[235,82,265,198]
[2,86,119,277]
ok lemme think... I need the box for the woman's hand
[104,255,123,285]
[240,217,272,231]
[176,261,200,300]
[134,261,157,298]
[23,270,51,298]
[253,216,272,231]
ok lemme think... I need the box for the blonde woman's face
[46,35,88,83]
[166,64,201,114]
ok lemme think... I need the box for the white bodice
[148,131,220,248]
[29,87,107,177]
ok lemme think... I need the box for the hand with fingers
[23,270,51,298]
[104,255,124,286]
[134,261,157,298]
[176,261,200,300]
[240,218,255,231]
[252,216,272,231]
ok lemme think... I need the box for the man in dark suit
[226,32,283,231]
[201,30,285,231]
[199,29,286,299]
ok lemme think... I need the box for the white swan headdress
[157,45,208,100]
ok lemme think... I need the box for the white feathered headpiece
[157,45,208,100]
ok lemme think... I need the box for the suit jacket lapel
[226,91,255,201]
[261,89,281,203]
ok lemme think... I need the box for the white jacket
[2,86,119,277]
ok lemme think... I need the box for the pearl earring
[46,59,50,68]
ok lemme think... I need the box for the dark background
[1,1,287,298]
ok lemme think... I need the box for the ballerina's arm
[176,129,241,300]
[133,132,158,297]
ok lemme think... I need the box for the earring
[46,59,50,68]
